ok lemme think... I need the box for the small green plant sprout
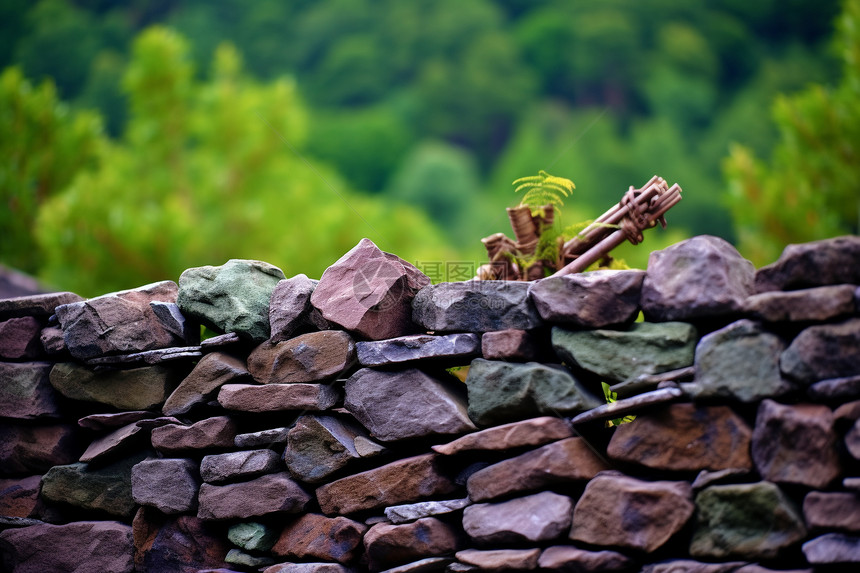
[601,381,636,427]
[512,170,575,216]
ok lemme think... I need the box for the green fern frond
[513,170,575,214]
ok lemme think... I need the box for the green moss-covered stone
[690,481,807,560]
[464,359,601,426]
[178,259,285,342]
[551,322,697,383]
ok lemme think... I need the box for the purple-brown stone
[364,518,459,571]
[529,270,645,327]
[432,416,573,455]
[163,352,251,416]
[197,472,311,520]
[0,316,44,360]
[463,490,573,544]
[248,330,356,384]
[151,416,238,455]
[217,383,340,413]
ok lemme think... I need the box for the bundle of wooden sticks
[477,175,682,280]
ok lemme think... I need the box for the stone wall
[1,235,859,573]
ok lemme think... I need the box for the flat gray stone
[200,449,281,484]
[463,491,573,544]
[808,374,860,400]
[781,318,860,384]
[802,533,860,564]
[755,235,860,292]
[529,270,645,327]
[385,498,472,524]
[356,333,480,367]
[0,291,83,320]
[412,281,542,332]
[745,284,857,322]
[344,367,476,441]
[235,427,290,448]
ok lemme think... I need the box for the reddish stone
[272,513,367,564]
[315,453,457,515]
[78,410,156,430]
[217,382,340,413]
[463,491,573,544]
[163,351,251,416]
[364,518,459,571]
[0,291,83,320]
[751,400,842,488]
[607,403,753,471]
[570,472,694,552]
[467,437,610,502]
[248,330,356,384]
[151,416,237,455]
[0,520,134,573]
[480,329,540,361]
[310,238,430,340]
[456,548,540,571]
[269,274,329,343]
[803,491,860,533]
[133,506,230,573]
[0,316,44,359]
[432,416,573,455]
[0,422,83,475]
[538,546,633,572]
[0,475,41,517]
[79,422,145,463]
[197,472,311,520]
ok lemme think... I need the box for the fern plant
[512,170,576,215]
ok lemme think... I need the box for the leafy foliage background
[1,0,857,295]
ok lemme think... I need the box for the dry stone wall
[1,235,860,573]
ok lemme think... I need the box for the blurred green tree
[35,27,457,296]
[0,67,104,274]
[723,0,860,265]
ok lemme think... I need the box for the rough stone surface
[55,281,185,360]
[39,324,66,355]
[50,361,183,410]
[780,318,860,384]
[480,329,539,361]
[849,420,860,460]
[79,422,145,463]
[364,518,458,571]
[412,280,541,332]
[0,422,82,475]
[538,546,633,572]
[755,235,860,292]
[40,452,147,519]
[745,284,858,322]
[463,490,573,544]
[228,521,279,552]
[464,359,601,426]
[0,475,41,518]
[641,235,755,321]
[640,561,749,573]
[225,549,275,568]
[269,274,331,343]
[217,382,340,413]
[803,491,860,533]
[235,427,290,449]
[0,520,134,573]
[0,361,60,419]
[200,449,281,484]
[802,532,860,564]
[607,403,753,472]
[248,330,356,384]
[689,319,791,402]
[0,291,83,320]
[133,507,230,573]
[163,352,251,416]
[456,548,540,571]
[552,322,697,383]
[529,270,645,327]
[0,316,44,360]
[432,416,572,455]
[178,259,285,342]
[345,367,475,441]
[751,400,841,488]
[315,453,457,515]
[570,473,694,552]
[263,564,352,573]
[808,374,860,401]
[150,416,238,455]
[77,411,156,430]
[132,457,200,514]
[284,414,381,483]
[691,481,808,560]
[311,238,429,340]
[270,513,367,564]
[385,498,471,524]
[356,333,480,367]
[197,472,311,520]
[467,437,610,502]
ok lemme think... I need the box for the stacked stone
[1,235,859,573]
